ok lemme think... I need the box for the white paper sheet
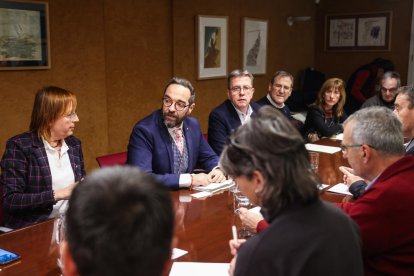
[190,191,212,198]
[318,184,329,190]
[169,262,229,276]
[327,183,352,196]
[305,143,341,154]
[171,248,188,260]
[248,206,261,215]
[192,179,234,192]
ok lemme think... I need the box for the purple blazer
[1,131,85,228]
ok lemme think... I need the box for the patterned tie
[173,127,184,154]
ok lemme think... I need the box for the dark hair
[164,77,196,105]
[371,58,394,72]
[65,166,174,276]
[220,106,318,219]
[29,86,77,141]
[398,85,414,109]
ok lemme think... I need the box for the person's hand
[207,168,226,183]
[228,256,237,276]
[238,208,263,234]
[54,182,77,201]
[191,173,210,187]
[339,166,363,187]
[229,239,246,256]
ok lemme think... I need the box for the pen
[232,225,238,243]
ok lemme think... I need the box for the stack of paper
[327,183,352,196]
[305,143,341,154]
[192,179,234,193]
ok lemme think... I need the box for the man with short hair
[341,86,414,198]
[61,166,174,276]
[361,71,400,109]
[127,77,225,189]
[337,107,414,275]
[208,69,261,155]
[256,70,303,129]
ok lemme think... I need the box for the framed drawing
[242,18,268,75]
[196,15,228,80]
[357,12,391,50]
[0,1,50,70]
[326,15,356,50]
[325,11,391,51]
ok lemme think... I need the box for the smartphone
[0,248,21,265]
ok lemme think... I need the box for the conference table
[0,139,348,275]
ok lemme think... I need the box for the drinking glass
[53,214,66,275]
[309,151,319,173]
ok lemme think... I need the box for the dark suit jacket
[208,100,261,155]
[1,132,85,229]
[127,110,219,189]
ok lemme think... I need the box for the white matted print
[242,18,268,75]
[196,15,228,80]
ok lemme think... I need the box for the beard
[163,110,185,128]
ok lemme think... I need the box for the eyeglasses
[162,97,189,111]
[65,112,78,121]
[380,86,398,94]
[273,83,291,91]
[230,86,253,94]
[340,143,376,153]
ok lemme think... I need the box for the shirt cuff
[179,173,192,188]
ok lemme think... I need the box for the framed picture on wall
[326,15,356,50]
[357,12,391,50]
[242,18,268,75]
[0,1,50,70]
[325,11,391,51]
[196,15,228,80]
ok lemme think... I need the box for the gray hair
[220,106,318,219]
[397,85,414,109]
[270,70,294,87]
[227,69,253,89]
[381,71,401,88]
[164,77,196,105]
[345,106,404,156]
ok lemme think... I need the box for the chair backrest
[96,152,127,168]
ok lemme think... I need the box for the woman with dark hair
[302,78,347,142]
[1,86,85,229]
[222,106,363,276]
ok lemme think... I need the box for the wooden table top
[0,139,347,275]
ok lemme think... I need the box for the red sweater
[337,155,414,275]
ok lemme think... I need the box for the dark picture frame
[325,11,392,51]
[0,0,50,70]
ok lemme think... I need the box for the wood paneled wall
[0,0,410,171]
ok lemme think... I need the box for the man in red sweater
[337,106,414,275]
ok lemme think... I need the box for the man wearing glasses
[341,86,414,198]
[256,70,303,129]
[361,71,400,110]
[208,69,261,155]
[336,106,414,275]
[127,77,225,189]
